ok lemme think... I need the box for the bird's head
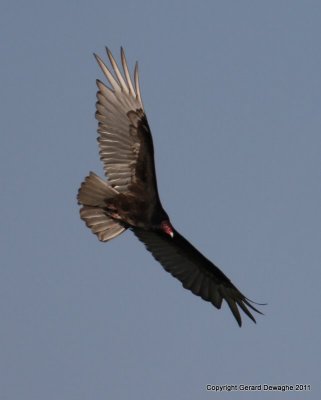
[160,220,174,238]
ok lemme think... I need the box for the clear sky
[1,1,320,399]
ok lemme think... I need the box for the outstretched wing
[133,228,262,326]
[95,48,160,203]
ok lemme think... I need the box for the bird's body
[77,48,262,326]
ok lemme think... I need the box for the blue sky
[1,1,320,399]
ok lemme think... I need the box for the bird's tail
[77,172,126,242]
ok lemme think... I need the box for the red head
[161,220,174,238]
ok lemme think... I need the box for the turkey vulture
[77,47,262,326]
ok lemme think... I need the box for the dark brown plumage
[77,47,263,326]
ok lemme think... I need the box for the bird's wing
[94,48,159,201]
[133,228,262,326]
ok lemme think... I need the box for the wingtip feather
[134,61,143,108]
[95,53,120,92]
[121,47,136,96]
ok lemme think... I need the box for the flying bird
[77,47,262,326]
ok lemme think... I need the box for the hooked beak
[161,220,174,238]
